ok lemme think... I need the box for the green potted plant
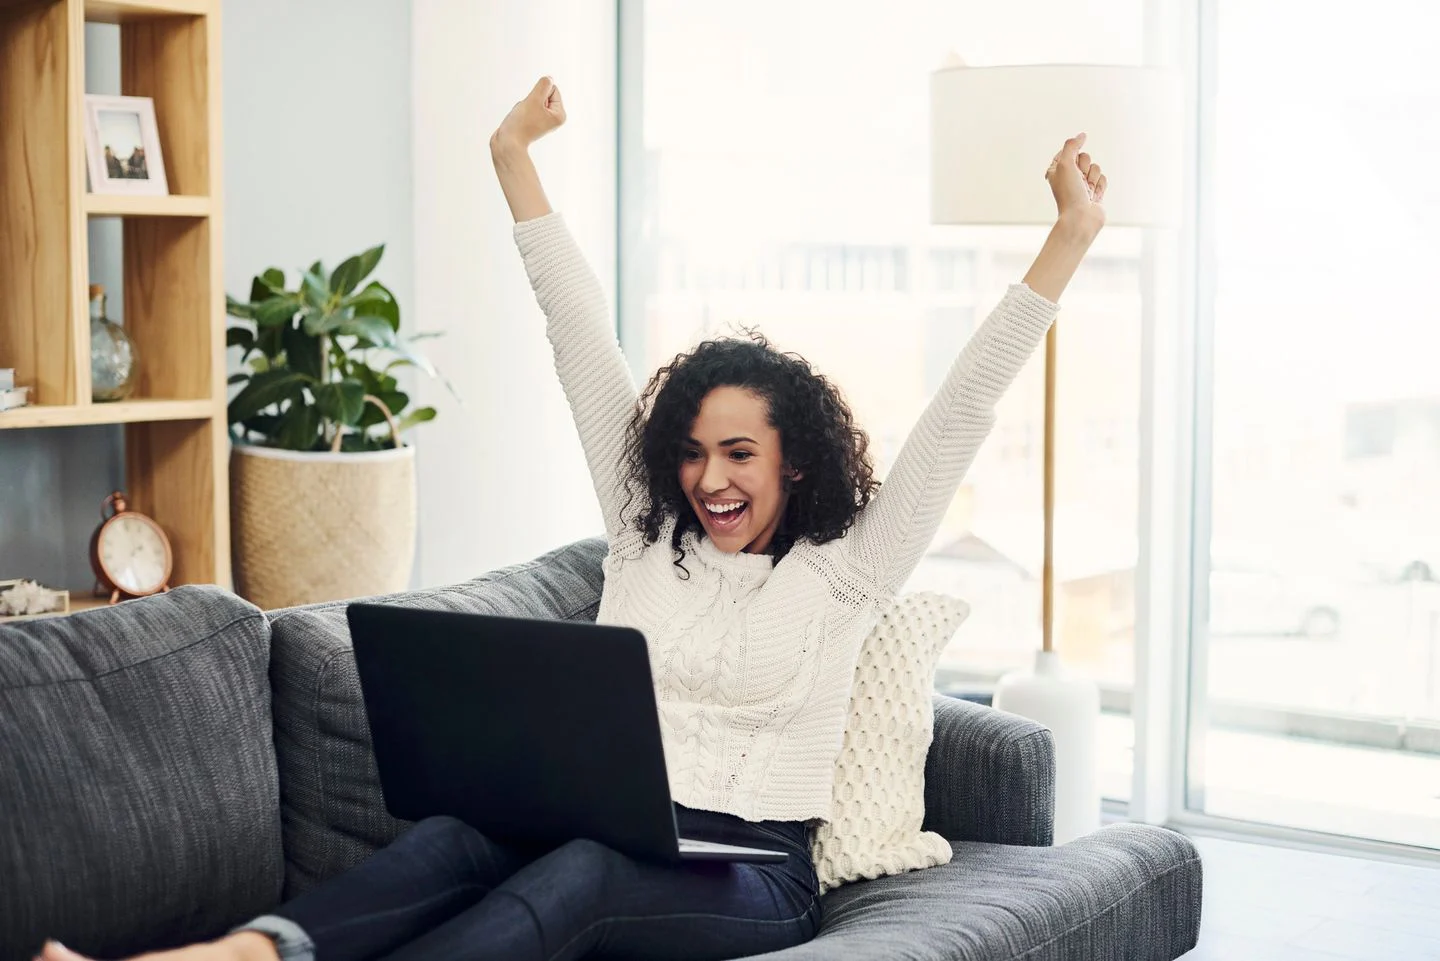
[224,244,444,609]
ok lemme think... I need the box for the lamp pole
[1043,324,1057,654]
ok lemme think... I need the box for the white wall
[410,0,618,586]
[223,0,414,342]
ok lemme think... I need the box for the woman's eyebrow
[685,436,758,447]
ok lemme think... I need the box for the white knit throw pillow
[811,591,970,893]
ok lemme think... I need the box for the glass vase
[89,284,138,402]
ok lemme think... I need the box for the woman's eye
[731,451,752,461]
[682,449,699,461]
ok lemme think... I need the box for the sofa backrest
[267,536,608,898]
[0,586,279,960]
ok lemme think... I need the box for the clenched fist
[1045,132,1107,232]
[491,76,566,154]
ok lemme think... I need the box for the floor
[1179,835,1440,959]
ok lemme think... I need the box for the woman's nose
[700,456,729,493]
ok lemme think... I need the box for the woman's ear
[787,468,804,482]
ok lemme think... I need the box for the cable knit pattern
[811,592,970,892]
[513,211,1058,824]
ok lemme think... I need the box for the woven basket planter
[230,443,416,610]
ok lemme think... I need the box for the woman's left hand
[1045,133,1107,233]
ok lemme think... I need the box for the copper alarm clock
[89,490,173,604]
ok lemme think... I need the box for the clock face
[98,514,169,593]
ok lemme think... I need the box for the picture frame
[83,94,169,196]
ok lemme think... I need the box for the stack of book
[0,368,29,410]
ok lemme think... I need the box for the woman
[41,75,1107,961]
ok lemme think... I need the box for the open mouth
[702,500,748,532]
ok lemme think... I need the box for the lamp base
[992,650,1101,845]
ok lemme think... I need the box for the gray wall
[0,1,413,591]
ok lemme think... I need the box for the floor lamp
[929,59,1181,844]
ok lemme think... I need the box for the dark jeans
[271,808,821,961]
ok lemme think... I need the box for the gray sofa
[0,536,1202,961]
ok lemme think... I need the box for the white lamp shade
[930,64,1183,228]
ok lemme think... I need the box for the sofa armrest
[922,694,1055,845]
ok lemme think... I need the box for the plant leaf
[386,339,436,378]
[300,305,346,336]
[315,379,366,427]
[358,389,408,428]
[338,431,382,453]
[301,268,331,311]
[235,412,281,442]
[256,324,284,361]
[338,314,397,348]
[226,295,255,320]
[342,283,393,311]
[352,366,398,395]
[282,322,323,379]
[228,369,308,425]
[359,281,400,331]
[227,373,248,386]
[226,327,255,351]
[394,406,437,435]
[352,364,381,394]
[356,245,384,281]
[384,344,464,407]
[329,244,384,297]
[329,258,362,299]
[249,268,287,304]
[254,296,299,328]
[275,401,323,451]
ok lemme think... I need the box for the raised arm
[843,134,1107,593]
[492,78,643,548]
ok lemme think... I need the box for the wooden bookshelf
[0,0,229,588]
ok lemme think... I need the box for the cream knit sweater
[515,212,1058,824]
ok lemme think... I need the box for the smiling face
[678,385,803,555]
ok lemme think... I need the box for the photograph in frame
[83,94,169,196]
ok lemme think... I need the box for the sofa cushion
[812,592,969,892]
[0,586,280,958]
[754,823,1202,960]
[268,536,609,897]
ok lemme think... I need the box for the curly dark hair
[619,327,881,576]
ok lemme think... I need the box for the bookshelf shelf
[84,193,210,217]
[85,0,207,23]
[0,398,217,429]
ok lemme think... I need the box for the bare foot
[39,932,279,961]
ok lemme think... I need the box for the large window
[618,0,1440,850]
[1191,0,1440,848]
[619,0,1147,803]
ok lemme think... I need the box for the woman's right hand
[491,76,566,156]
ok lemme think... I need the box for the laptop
[345,603,788,865]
